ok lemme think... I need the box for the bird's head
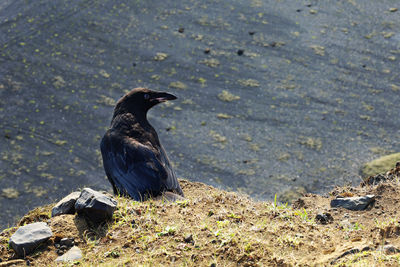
[113,88,177,118]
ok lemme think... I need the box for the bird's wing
[101,132,168,200]
[159,143,184,196]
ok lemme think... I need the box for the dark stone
[178,27,184,33]
[380,244,400,255]
[315,212,333,224]
[51,191,81,217]
[204,48,211,54]
[237,49,244,56]
[331,246,371,264]
[9,222,53,257]
[59,237,74,248]
[75,188,117,224]
[330,195,375,211]
[248,31,255,35]
[184,234,194,244]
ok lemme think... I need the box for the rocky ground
[1,163,400,266]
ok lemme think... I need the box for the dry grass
[1,169,400,266]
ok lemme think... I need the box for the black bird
[100,88,184,201]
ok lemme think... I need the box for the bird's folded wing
[159,144,184,195]
[101,134,167,200]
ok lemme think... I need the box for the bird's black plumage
[100,88,184,201]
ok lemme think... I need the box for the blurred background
[0,0,399,229]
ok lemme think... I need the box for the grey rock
[51,191,81,217]
[330,195,375,211]
[59,237,74,248]
[75,188,117,224]
[9,222,53,257]
[55,246,82,262]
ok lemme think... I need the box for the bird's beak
[151,92,177,103]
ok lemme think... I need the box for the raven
[100,88,184,201]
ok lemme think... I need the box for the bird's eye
[144,94,150,100]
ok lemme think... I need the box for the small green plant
[227,213,241,219]
[157,226,176,237]
[342,222,364,232]
[278,234,301,248]
[294,208,309,222]
[104,248,120,258]
[244,242,253,253]
[216,220,230,228]
[214,229,221,237]
[352,222,364,231]
[270,194,289,212]
[374,217,398,229]
[176,199,189,208]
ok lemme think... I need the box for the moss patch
[360,152,400,178]
[169,81,187,90]
[217,90,240,102]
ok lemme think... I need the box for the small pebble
[382,244,400,255]
[60,238,74,247]
[184,234,194,244]
[315,212,333,224]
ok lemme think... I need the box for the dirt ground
[0,164,400,266]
